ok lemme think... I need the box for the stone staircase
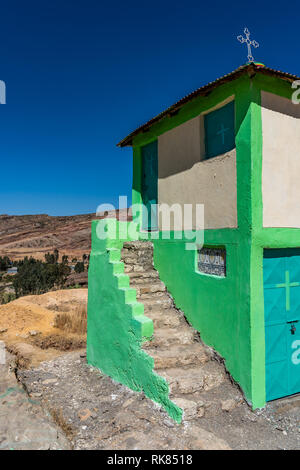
[121,241,235,421]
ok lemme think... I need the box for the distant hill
[0,209,131,261]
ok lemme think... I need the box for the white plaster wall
[157,116,237,230]
[262,91,300,228]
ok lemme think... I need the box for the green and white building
[87,63,300,419]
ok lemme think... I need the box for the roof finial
[237,27,259,63]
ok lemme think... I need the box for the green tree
[54,249,59,263]
[45,252,55,264]
[13,255,71,298]
[74,261,84,273]
[0,256,12,271]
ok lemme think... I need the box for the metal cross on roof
[237,28,259,63]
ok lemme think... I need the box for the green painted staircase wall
[87,219,182,422]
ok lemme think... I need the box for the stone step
[122,244,153,252]
[122,249,153,258]
[122,253,153,264]
[143,327,195,349]
[145,343,210,369]
[178,382,242,418]
[135,281,166,296]
[144,308,182,328]
[121,241,229,416]
[138,291,170,302]
[121,245,154,267]
[122,241,153,252]
[127,271,160,284]
[171,397,203,421]
[124,263,154,273]
[142,296,173,310]
[160,362,226,396]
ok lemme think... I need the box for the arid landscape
[0,210,131,261]
[0,214,299,451]
[1,287,299,450]
[0,289,88,368]
[0,213,97,261]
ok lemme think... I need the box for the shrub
[54,305,87,335]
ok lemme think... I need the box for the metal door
[264,249,300,401]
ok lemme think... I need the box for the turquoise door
[264,249,300,401]
[141,141,158,231]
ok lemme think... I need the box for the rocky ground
[0,278,299,450]
[15,350,300,450]
[0,346,70,450]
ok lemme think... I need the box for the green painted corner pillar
[249,81,266,409]
[235,78,265,408]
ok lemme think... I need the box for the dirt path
[17,350,300,450]
[0,343,70,450]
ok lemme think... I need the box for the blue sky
[0,0,298,215]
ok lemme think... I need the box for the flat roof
[118,63,300,147]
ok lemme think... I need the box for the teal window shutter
[141,141,158,231]
[204,101,235,159]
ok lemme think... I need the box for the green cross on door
[276,270,300,311]
[263,249,300,402]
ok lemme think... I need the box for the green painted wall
[152,234,249,391]
[87,218,182,422]
[87,68,300,417]
[249,75,300,405]
[132,75,258,405]
[131,72,300,409]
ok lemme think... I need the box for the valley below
[0,213,97,261]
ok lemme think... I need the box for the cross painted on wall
[237,27,259,63]
[204,101,235,159]
[217,123,229,145]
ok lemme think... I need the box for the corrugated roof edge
[117,63,300,147]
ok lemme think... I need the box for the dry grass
[54,305,87,335]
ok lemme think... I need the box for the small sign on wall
[198,247,226,277]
